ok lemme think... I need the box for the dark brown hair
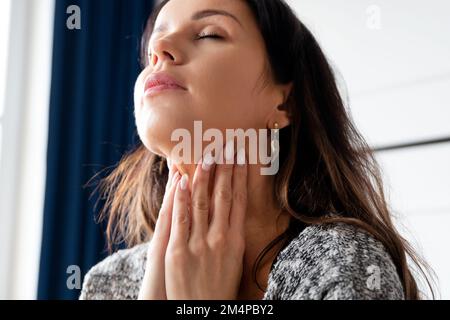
[94,0,437,299]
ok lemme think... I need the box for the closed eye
[196,32,223,40]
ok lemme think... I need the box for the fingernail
[225,140,235,163]
[237,148,246,165]
[180,174,188,190]
[202,152,214,171]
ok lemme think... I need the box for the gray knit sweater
[79,222,405,300]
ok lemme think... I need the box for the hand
[165,143,248,300]
[138,163,181,300]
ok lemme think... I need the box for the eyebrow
[153,9,243,34]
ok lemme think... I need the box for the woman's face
[134,0,290,161]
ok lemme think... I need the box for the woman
[79,0,435,300]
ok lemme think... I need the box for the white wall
[0,0,55,299]
[0,0,12,299]
[287,0,450,298]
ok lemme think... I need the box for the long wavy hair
[93,0,437,299]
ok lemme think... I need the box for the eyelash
[195,32,223,40]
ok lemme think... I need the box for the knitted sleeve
[79,242,148,300]
[263,222,405,300]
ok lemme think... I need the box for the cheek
[193,50,266,128]
[205,53,259,93]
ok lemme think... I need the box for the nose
[149,37,182,68]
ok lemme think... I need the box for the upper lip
[144,72,186,93]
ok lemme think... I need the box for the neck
[239,166,290,299]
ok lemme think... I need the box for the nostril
[150,51,175,66]
[151,53,158,66]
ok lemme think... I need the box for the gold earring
[271,122,280,157]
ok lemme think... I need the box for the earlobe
[267,105,291,130]
[266,82,294,130]
[276,100,293,129]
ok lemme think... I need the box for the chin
[139,124,177,159]
[140,133,166,158]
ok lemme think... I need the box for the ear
[266,82,293,129]
[280,82,293,105]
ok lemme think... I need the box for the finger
[162,166,180,213]
[165,161,178,192]
[209,140,235,235]
[230,148,248,234]
[151,172,180,253]
[190,153,215,239]
[169,174,191,248]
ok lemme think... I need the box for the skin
[134,0,293,299]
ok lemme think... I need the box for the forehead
[155,0,251,29]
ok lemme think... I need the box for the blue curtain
[38,0,155,299]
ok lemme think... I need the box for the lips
[143,72,187,96]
